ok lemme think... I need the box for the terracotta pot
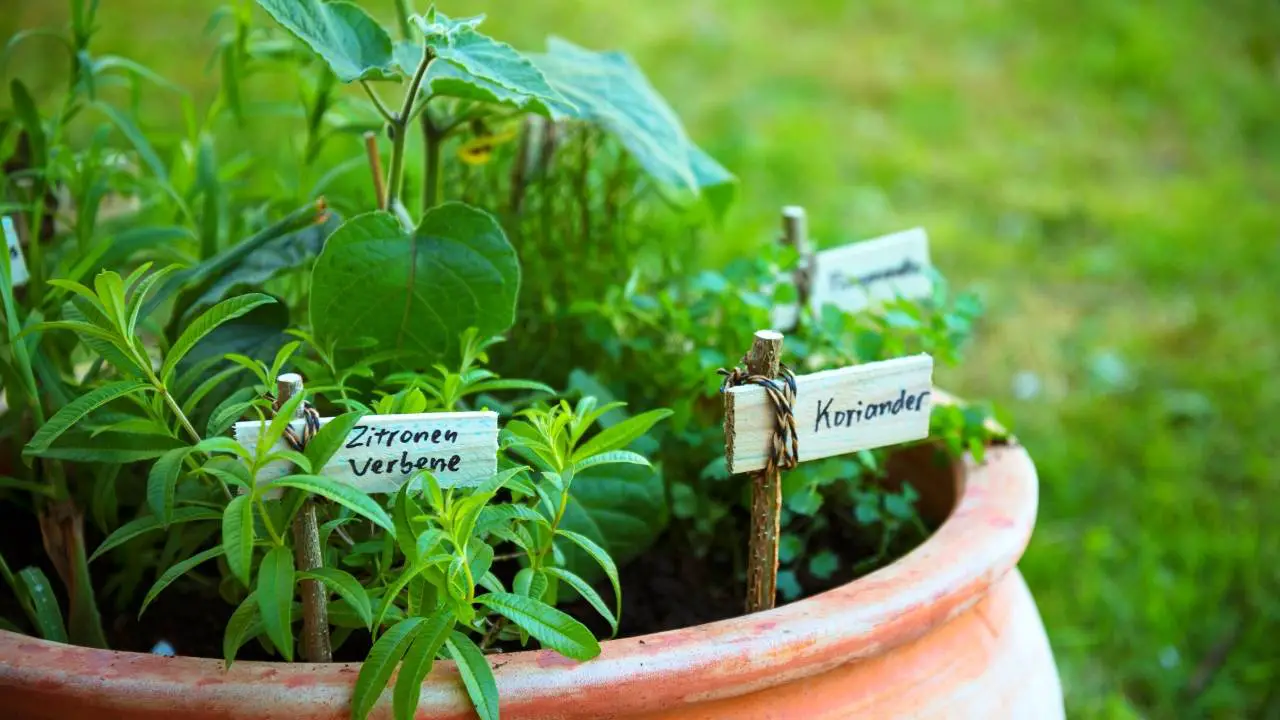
[0,443,1061,719]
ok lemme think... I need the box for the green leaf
[24,381,153,455]
[162,293,276,380]
[573,409,671,461]
[560,461,666,573]
[394,482,424,564]
[17,567,66,643]
[223,591,263,668]
[28,430,187,463]
[554,529,621,628]
[571,450,650,473]
[256,546,295,662]
[140,546,225,617]
[445,632,499,720]
[10,80,46,170]
[255,0,395,83]
[531,38,735,216]
[267,475,396,537]
[543,567,617,637]
[90,507,221,563]
[392,608,454,720]
[146,447,194,527]
[309,205,518,365]
[475,591,599,661]
[222,495,255,587]
[808,549,840,581]
[351,617,424,720]
[394,34,572,119]
[304,411,365,471]
[196,436,253,462]
[297,568,371,631]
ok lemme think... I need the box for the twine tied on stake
[718,361,800,474]
[272,397,322,453]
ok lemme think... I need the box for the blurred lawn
[6,0,1280,717]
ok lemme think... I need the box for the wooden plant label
[1,216,29,287]
[234,411,498,493]
[808,227,931,314]
[724,354,934,474]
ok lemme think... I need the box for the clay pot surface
[0,444,1061,719]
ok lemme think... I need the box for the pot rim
[0,442,1038,718]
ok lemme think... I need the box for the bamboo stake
[275,373,331,662]
[364,131,387,210]
[743,330,784,613]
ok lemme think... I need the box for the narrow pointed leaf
[146,447,194,526]
[475,591,599,660]
[222,495,254,587]
[543,567,617,636]
[91,507,221,562]
[555,529,621,627]
[445,632,498,720]
[267,475,395,536]
[297,568,371,631]
[571,450,650,473]
[351,617,424,720]
[17,567,66,643]
[25,381,152,454]
[223,590,263,668]
[572,409,672,461]
[392,608,455,720]
[303,411,364,470]
[256,546,295,662]
[140,546,225,617]
[161,293,276,380]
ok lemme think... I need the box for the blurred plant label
[724,354,933,474]
[770,227,931,328]
[1,216,29,287]
[235,411,498,492]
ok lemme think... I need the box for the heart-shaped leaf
[254,0,395,82]
[309,203,519,365]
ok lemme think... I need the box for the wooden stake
[275,374,332,663]
[741,330,784,613]
[781,206,813,324]
[364,131,387,210]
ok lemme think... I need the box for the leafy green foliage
[309,205,519,365]
[253,0,395,82]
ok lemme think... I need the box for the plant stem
[359,81,396,125]
[393,0,414,39]
[422,110,442,211]
[385,48,435,210]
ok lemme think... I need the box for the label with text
[2,216,29,287]
[724,354,933,474]
[234,411,498,492]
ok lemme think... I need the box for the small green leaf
[140,546,225,617]
[572,409,672,461]
[808,550,840,581]
[256,546,295,662]
[304,411,365,470]
[555,529,622,628]
[146,447,194,526]
[543,567,617,636]
[24,381,153,455]
[571,450,650,473]
[161,294,276,381]
[351,617,424,720]
[10,80,46,170]
[297,567,372,631]
[445,632,498,720]
[392,608,454,720]
[17,567,66,643]
[255,0,395,83]
[394,481,424,564]
[195,436,253,461]
[475,592,599,661]
[267,475,396,537]
[223,590,262,668]
[90,507,221,562]
[222,495,255,587]
[259,391,306,461]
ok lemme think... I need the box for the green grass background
[5,1,1279,717]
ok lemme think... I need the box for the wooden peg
[781,206,813,318]
[742,330,784,613]
[275,374,332,663]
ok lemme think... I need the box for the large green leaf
[296,567,372,631]
[146,447,194,527]
[256,546,295,662]
[393,34,573,118]
[309,204,518,364]
[223,591,263,668]
[140,546,225,616]
[476,591,599,660]
[530,37,735,216]
[222,495,255,587]
[24,381,152,455]
[254,0,395,82]
[28,430,188,463]
[392,608,454,720]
